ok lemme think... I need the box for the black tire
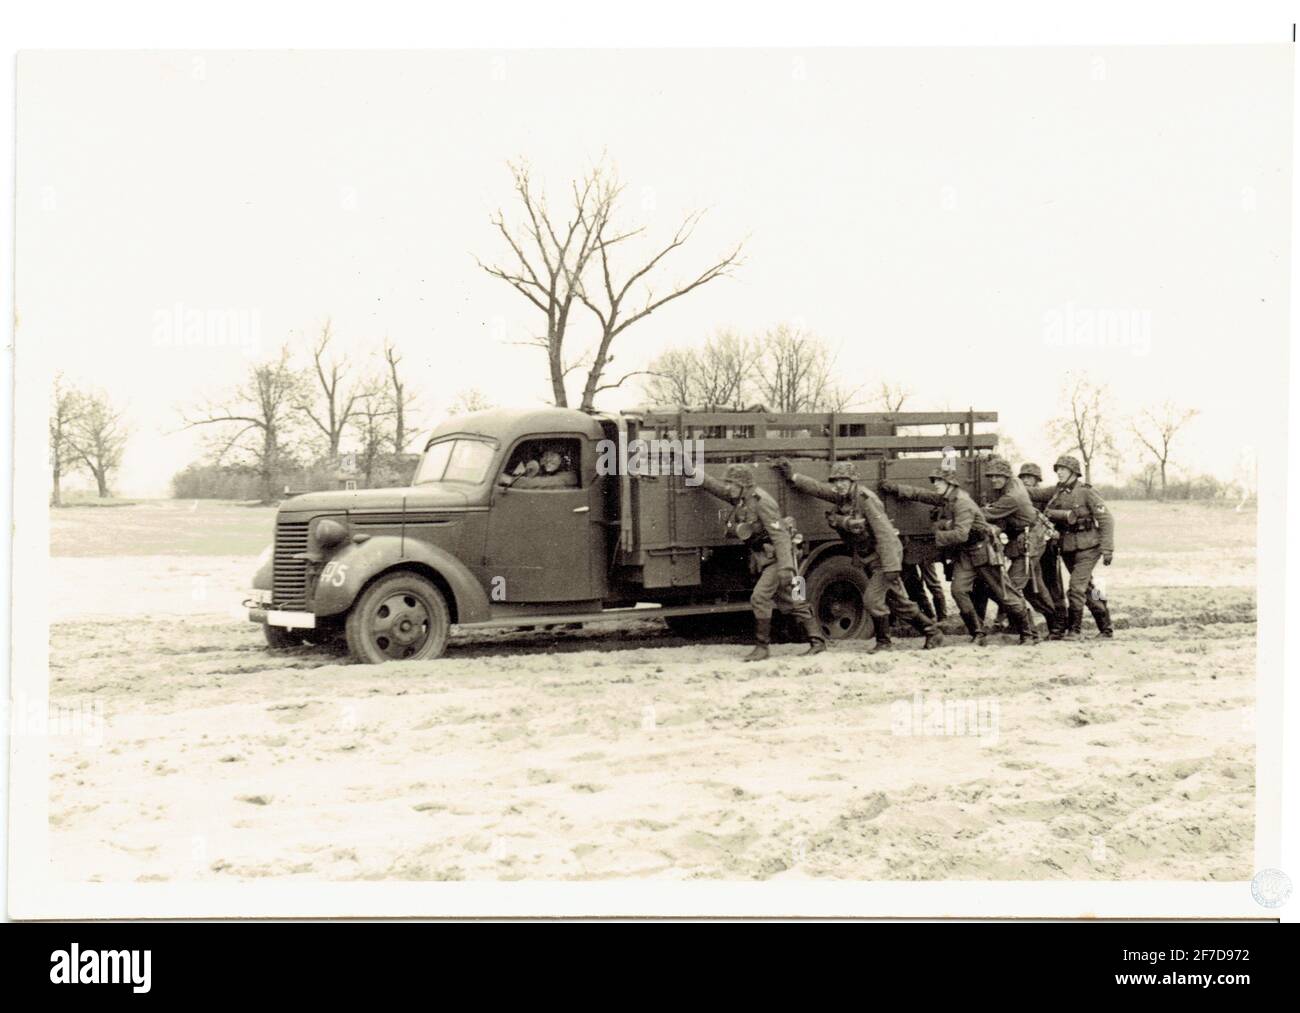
[805,555,870,641]
[345,571,450,664]
[263,624,306,649]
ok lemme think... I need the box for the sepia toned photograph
[7,34,1294,921]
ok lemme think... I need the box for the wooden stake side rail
[686,434,999,456]
[634,408,999,459]
[639,410,998,429]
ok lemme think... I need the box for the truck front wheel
[806,556,869,641]
[345,571,450,663]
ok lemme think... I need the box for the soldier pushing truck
[979,456,1064,638]
[1028,454,1116,641]
[878,468,1039,646]
[697,463,826,661]
[774,458,943,653]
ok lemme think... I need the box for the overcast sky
[17,46,1292,496]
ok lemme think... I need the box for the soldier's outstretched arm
[697,472,733,502]
[878,480,945,506]
[1026,485,1055,506]
[934,496,974,548]
[789,472,838,504]
[1088,488,1115,557]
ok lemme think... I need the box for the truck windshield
[414,438,495,485]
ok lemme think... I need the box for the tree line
[176,327,431,503]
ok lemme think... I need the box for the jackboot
[910,615,944,650]
[1012,606,1039,645]
[1062,606,1084,642]
[743,616,772,662]
[1087,598,1114,639]
[1047,607,1067,641]
[959,610,986,646]
[801,615,827,655]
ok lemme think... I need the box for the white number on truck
[320,561,348,587]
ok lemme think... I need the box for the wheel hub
[369,593,431,658]
[818,579,865,639]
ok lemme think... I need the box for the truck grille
[273,520,310,608]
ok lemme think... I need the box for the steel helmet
[1018,462,1043,482]
[828,461,859,481]
[1053,454,1083,477]
[724,463,756,487]
[984,456,1013,479]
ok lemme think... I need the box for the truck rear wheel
[345,571,450,663]
[806,556,869,641]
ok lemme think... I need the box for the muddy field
[47,500,1256,882]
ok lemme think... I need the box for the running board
[456,601,750,630]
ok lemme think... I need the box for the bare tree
[694,330,758,408]
[182,345,303,503]
[874,380,913,413]
[753,324,856,413]
[64,389,129,498]
[351,377,396,487]
[642,347,698,408]
[477,160,616,407]
[448,388,495,415]
[382,339,417,453]
[575,206,743,409]
[1136,461,1159,498]
[1131,401,1200,499]
[298,320,360,461]
[49,372,83,506]
[479,158,743,409]
[642,330,759,409]
[1047,371,1117,485]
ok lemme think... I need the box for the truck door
[485,435,595,603]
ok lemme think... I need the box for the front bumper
[245,589,316,629]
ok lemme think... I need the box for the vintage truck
[247,407,998,662]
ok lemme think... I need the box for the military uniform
[778,459,942,651]
[902,561,947,621]
[979,457,1062,637]
[700,464,825,661]
[1027,455,1116,639]
[1019,463,1068,634]
[879,472,1037,645]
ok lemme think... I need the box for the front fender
[801,539,848,575]
[310,536,491,624]
[252,544,272,590]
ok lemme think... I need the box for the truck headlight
[313,518,349,548]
